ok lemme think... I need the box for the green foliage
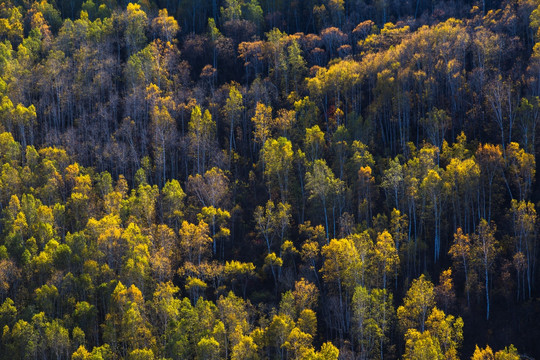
[397,274,435,333]
[0,1,535,358]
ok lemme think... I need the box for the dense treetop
[0,0,540,359]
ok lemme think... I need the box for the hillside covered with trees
[0,0,540,359]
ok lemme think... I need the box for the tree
[0,298,17,329]
[0,4,23,45]
[306,159,345,240]
[283,327,313,360]
[510,199,537,300]
[0,132,21,168]
[381,157,404,211]
[216,291,251,358]
[294,97,319,134]
[179,220,213,267]
[207,18,222,70]
[198,336,221,360]
[198,206,231,258]
[374,230,399,290]
[121,222,152,291]
[420,108,451,152]
[352,286,394,359]
[221,0,242,22]
[72,345,91,360]
[320,237,361,336]
[73,301,98,347]
[254,200,291,257]
[188,105,216,175]
[321,237,360,292]
[238,40,265,84]
[292,278,319,314]
[476,144,504,222]
[7,319,38,359]
[287,40,307,94]
[357,166,376,226]
[494,345,520,360]
[128,348,154,360]
[151,8,179,43]
[444,155,479,237]
[425,307,463,360]
[421,168,444,263]
[265,28,287,86]
[254,200,278,253]
[390,208,408,266]
[122,182,160,228]
[188,167,230,209]
[297,309,317,336]
[485,75,518,150]
[264,252,283,291]
[274,202,292,251]
[274,109,296,138]
[0,260,20,300]
[45,319,70,360]
[435,269,456,314]
[10,103,36,149]
[161,179,185,230]
[471,345,494,360]
[261,137,293,202]
[403,329,444,360]
[299,236,321,285]
[224,260,256,298]
[150,97,177,185]
[315,342,339,359]
[252,102,273,146]
[224,85,244,160]
[471,345,520,360]
[304,125,325,163]
[104,283,155,356]
[397,274,435,333]
[505,142,535,201]
[266,313,294,359]
[123,3,148,55]
[449,228,473,308]
[516,97,540,153]
[473,219,498,320]
[87,214,125,272]
[188,167,231,256]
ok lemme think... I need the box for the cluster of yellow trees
[2,0,540,358]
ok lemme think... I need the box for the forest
[0,0,539,358]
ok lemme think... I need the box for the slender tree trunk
[485,267,490,320]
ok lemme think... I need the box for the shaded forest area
[0,0,540,359]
